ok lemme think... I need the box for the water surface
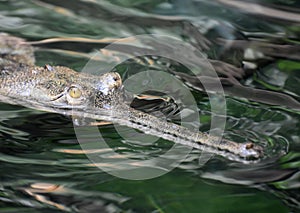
[0,0,300,212]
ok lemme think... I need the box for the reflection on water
[0,0,300,212]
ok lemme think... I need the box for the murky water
[0,0,300,212]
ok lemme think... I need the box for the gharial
[0,33,264,163]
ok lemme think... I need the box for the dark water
[0,0,300,212]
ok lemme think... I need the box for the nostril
[113,74,121,82]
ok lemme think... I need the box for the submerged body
[0,33,263,163]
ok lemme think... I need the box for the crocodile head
[0,62,123,111]
[39,66,123,110]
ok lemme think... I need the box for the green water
[0,0,300,212]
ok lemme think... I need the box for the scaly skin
[0,33,263,163]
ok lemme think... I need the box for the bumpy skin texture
[0,33,122,110]
[0,33,263,162]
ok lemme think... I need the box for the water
[0,0,300,212]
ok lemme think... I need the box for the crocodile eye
[68,86,82,99]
